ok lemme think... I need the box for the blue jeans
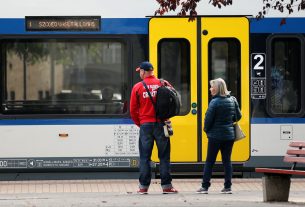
[138,122,172,189]
[202,139,234,189]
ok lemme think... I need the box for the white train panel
[0,125,139,157]
[251,124,305,156]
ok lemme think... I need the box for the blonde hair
[210,78,230,96]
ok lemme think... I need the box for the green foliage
[6,42,49,64]
[6,41,106,67]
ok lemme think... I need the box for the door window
[208,38,241,103]
[158,39,191,115]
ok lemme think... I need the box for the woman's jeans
[138,122,172,189]
[202,139,234,189]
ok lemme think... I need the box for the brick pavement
[0,178,304,194]
[0,178,304,206]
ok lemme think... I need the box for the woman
[197,78,242,194]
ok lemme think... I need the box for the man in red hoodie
[130,61,178,195]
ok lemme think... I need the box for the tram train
[0,0,305,176]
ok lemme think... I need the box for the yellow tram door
[201,17,250,162]
[149,17,198,162]
[149,17,249,164]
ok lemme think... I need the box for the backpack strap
[159,79,168,87]
[141,81,158,122]
[159,79,164,85]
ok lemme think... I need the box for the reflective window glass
[209,38,241,104]
[270,37,302,114]
[3,39,127,115]
[158,39,191,115]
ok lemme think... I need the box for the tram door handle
[191,102,197,115]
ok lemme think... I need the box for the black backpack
[142,80,180,120]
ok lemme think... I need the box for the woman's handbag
[234,122,246,141]
[232,97,246,142]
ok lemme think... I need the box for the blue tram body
[0,12,304,175]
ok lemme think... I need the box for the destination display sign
[26,16,101,31]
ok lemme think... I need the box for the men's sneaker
[163,187,178,194]
[221,188,232,194]
[137,188,148,195]
[196,187,208,194]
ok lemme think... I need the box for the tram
[0,0,304,175]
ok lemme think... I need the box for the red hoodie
[130,75,163,127]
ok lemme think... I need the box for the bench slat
[286,149,305,156]
[255,168,305,176]
[283,156,305,164]
[289,141,305,148]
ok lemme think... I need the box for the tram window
[208,38,241,104]
[158,39,190,115]
[268,37,302,115]
[2,39,127,115]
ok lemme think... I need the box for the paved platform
[0,178,304,206]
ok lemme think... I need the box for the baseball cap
[136,61,154,72]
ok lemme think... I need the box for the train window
[2,39,127,115]
[268,36,303,116]
[208,38,241,104]
[158,39,190,115]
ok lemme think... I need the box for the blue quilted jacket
[204,95,242,141]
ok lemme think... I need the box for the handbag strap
[231,96,238,122]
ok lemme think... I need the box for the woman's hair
[210,78,231,96]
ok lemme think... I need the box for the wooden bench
[255,141,305,202]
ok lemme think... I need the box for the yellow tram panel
[149,18,199,162]
[201,17,250,162]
